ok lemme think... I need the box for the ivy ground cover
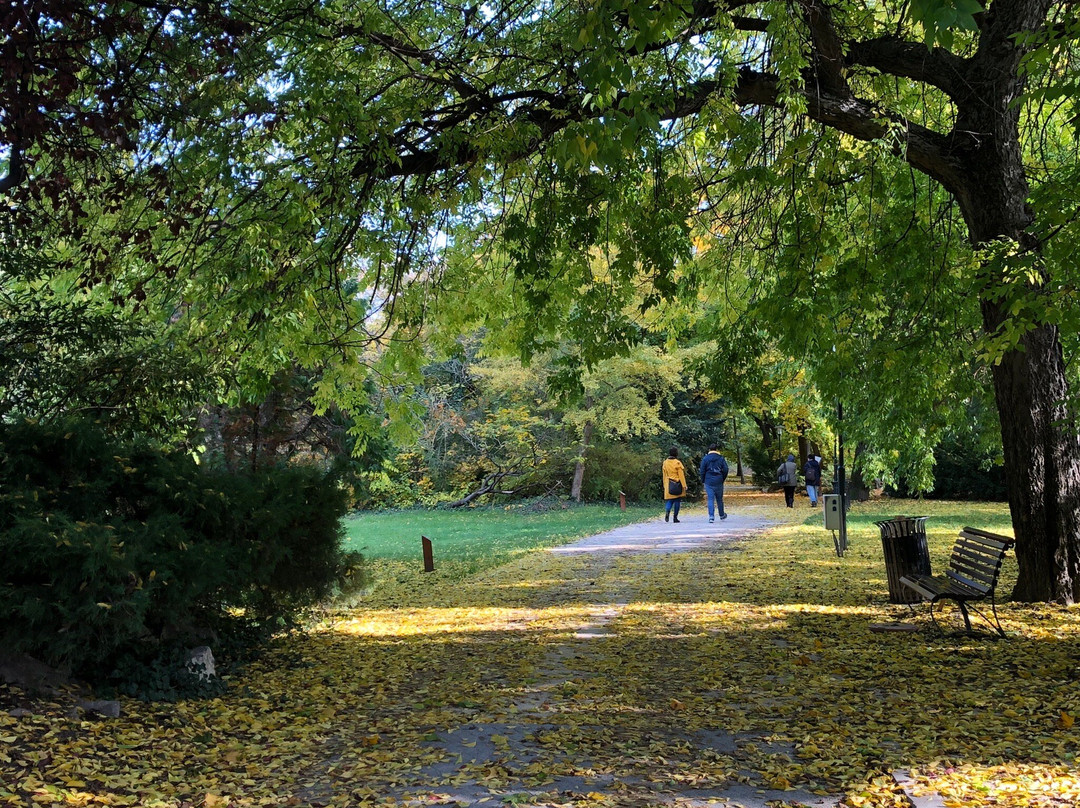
[2,492,1078,808]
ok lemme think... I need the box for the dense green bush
[0,419,349,685]
[745,441,785,487]
[889,434,1008,501]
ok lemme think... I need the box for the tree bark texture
[948,76,1080,602]
[848,443,872,503]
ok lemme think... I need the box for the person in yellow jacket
[662,447,688,523]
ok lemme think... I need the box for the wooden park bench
[900,526,1014,637]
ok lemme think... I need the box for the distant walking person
[699,444,730,523]
[662,447,687,523]
[803,455,822,506]
[777,453,798,508]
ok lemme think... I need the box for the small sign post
[619,491,626,511]
[421,535,434,572]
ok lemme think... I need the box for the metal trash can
[874,516,932,604]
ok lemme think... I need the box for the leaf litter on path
[2,495,1078,807]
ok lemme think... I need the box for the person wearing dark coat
[777,454,798,508]
[699,444,729,523]
[803,455,822,506]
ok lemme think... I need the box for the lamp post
[831,343,848,555]
[732,415,745,484]
[837,398,847,554]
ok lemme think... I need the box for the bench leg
[929,597,979,638]
[966,597,1007,638]
[990,596,1006,638]
[931,597,1007,639]
[958,601,973,634]
[928,598,946,635]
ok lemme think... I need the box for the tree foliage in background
[3,0,1079,601]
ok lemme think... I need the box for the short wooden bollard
[619,492,626,511]
[421,535,434,572]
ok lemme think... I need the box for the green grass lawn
[343,501,655,564]
[341,494,1014,604]
[832,497,1013,534]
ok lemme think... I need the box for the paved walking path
[404,502,847,808]
[548,507,774,556]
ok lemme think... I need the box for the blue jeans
[705,483,725,518]
[806,484,818,504]
[665,498,682,518]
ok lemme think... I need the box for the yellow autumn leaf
[3,492,1075,808]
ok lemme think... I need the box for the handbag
[778,469,790,485]
[668,479,683,496]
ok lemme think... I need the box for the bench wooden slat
[959,533,1006,553]
[952,549,999,571]
[901,574,983,599]
[953,542,1001,562]
[942,579,985,597]
[949,564,998,587]
[950,554,1000,581]
[960,525,1014,541]
[956,538,1009,557]
[946,569,992,594]
[899,575,936,599]
[959,529,1006,542]
[959,527,1013,549]
[959,542,1006,566]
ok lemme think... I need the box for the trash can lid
[874,516,929,537]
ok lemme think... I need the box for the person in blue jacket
[699,444,730,523]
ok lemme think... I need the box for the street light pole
[837,398,847,554]
[732,415,745,484]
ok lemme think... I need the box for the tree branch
[731,15,770,32]
[730,68,967,193]
[798,0,849,96]
[846,36,969,99]
[345,57,966,199]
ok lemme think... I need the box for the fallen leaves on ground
[2,494,1078,808]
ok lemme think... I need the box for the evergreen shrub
[0,419,348,684]
[745,442,784,487]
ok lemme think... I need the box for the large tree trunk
[848,442,872,502]
[948,20,1080,602]
[983,313,1080,602]
[768,0,1080,600]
